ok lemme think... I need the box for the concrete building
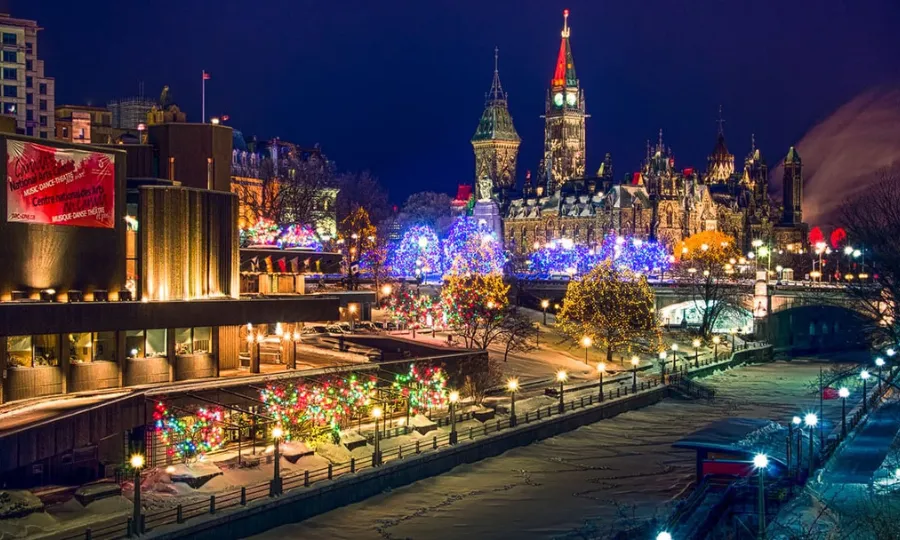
[0,13,54,138]
[55,104,122,144]
[107,96,156,130]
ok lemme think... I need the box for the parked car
[337,322,353,333]
[302,325,329,335]
[326,324,346,334]
[355,321,379,333]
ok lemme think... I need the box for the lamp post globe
[507,379,519,426]
[839,387,850,437]
[556,370,567,413]
[754,453,769,538]
[130,454,145,533]
[656,532,673,540]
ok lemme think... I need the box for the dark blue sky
[18,0,900,203]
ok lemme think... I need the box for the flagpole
[201,70,206,123]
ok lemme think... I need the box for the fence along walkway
[61,346,771,540]
[58,373,683,540]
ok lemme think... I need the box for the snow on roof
[673,417,787,465]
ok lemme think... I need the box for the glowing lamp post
[792,416,802,477]
[581,336,592,364]
[556,370,568,413]
[888,348,896,358]
[713,336,721,362]
[729,328,738,350]
[630,356,640,392]
[507,379,519,426]
[656,533,673,540]
[271,425,284,495]
[372,407,383,466]
[753,453,769,539]
[449,391,459,444]
[861,370,870,413]
[130,454,145,533]
[839,387,850,437]
[541,299,550,325]
[875,357,886,394]
[659,351,668,381]
[670,344,679,375]
[804,413,818,478]
[692,339,701,368]
[588,363,601,403]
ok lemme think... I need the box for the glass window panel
[146,329,167,357]
[125,330,145,359]
[92,331,116,362]
[33,335,58,366]
[67,333,92,364]
[175,328,192,355]
[193,327,212,354]
[7,336,32,368]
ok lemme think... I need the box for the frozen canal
[251,359,858,540]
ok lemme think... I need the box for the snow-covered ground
[249,359,859,540]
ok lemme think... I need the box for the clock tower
[542,9,587,192]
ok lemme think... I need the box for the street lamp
[839,387,850,437]
[888,348,896,358]
[729,328,738,350]
[449,391,459,444]
[792,416,802,477]
[753,453,769,539]
[712,336,721,361]
[692,339,701,368]
[658,350,668,381]
[804,413,818,478]
[861,370,871,413]
[597,363,606,401]
[670,343,679,375]
[372,406,383,465]
[507,379,519,426]
[130,454,145,533]
[630,356,639,392]
[876,357,886,394]
[541,299,550,325]
[381,284,393,297]
[556,370,568,413]
[581,336,592,363]
[271,425,284,495]
[656,533,673,540]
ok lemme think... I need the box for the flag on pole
[822,387,840,400]
[202,70,211,80]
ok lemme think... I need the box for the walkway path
[822,401,900,484]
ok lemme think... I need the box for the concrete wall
[124,357,170,386]
[768,305,867,354]
[174,353,216,381]
[69,361,120,392]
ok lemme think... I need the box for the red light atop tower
[563,9,569,16]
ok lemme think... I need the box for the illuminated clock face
[553,93,564,107]
[566,92,577,106]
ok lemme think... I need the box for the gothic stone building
[470,10,808,255]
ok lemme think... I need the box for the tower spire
[488,46,505,103]
[750,133,756,153]
[658,129,664,153]
[717,105,725,136]
[552,9,577,87]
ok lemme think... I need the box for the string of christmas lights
[153,401,226,461]
[387,224,443,278]
[239,218,323,251]
[260,374,378,439]
[385,285,442,328]
[525,234,670,277]
[443,217,506,275]
[391,364,448,415]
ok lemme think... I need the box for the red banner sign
[6,140,116,228]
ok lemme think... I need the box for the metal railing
[58,374,676,539]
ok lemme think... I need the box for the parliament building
[469,10,808,255]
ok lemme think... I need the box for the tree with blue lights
[443,217,506,276]
[387,224,443,278]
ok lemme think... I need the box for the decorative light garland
[526,234,670,277]
[239,218,323,251]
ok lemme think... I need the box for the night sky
[18,0,900,203]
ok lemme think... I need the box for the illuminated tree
[153,402,226,463]
[385,284,441,328]
[443,217,506,275]
[556,262,658,362]
[388,224,443,278]
[674,230,741,338]
[441,273,510,349]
